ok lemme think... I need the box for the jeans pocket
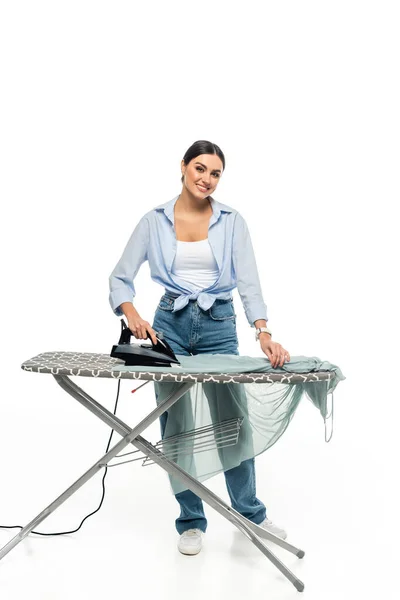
[157,295,175,311]
[208,299,236,320]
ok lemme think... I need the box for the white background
[1,1,399,598]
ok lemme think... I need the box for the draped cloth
[112,355,345,494]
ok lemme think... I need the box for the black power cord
[0,379,143,537]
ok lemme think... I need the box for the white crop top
[171,239,219,289]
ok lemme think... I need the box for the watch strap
[255,326,272,341]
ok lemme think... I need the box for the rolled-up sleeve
[108,216,149,316]
[232,212,268,327]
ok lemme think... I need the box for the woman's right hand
[127,316,158,345]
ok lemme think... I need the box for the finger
[273,345,286,367]
[267,348,275,367]
[143,323,157,345]
[147,326,158,345]
[264,348,274,363]
[271,345,280,368]
[273,346,281,368]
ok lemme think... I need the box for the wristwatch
[255,326,272,341]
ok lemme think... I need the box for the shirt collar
[155,194,233,227]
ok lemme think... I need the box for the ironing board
[0,352,336,592]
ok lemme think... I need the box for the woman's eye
[195,166,220,178]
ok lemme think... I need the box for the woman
[109,140,290,555]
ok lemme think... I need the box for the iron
[110,319,181,367]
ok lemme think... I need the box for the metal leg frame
[0,375,305,592]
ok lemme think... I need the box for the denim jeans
[152,291,267,534]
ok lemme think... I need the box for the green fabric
[112,353,342,377]
[112,355,345,494]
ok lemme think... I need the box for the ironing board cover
[22,352,345,494]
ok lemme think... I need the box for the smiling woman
[108,139,291,554]
[180,140,224,189]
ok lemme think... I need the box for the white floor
[0,374,398,600]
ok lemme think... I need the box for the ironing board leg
[129,437,305,592]
[0,379,195,563]
[62,376,305,591]
[1,375,305,592]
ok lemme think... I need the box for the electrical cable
[0,379,148,536]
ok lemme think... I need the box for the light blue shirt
[108,194,268,327]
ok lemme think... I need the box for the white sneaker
[259,518,287,540]
[178,528,203,555]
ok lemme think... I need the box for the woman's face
[181,154,223,198]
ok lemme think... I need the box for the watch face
[256,328,271,338]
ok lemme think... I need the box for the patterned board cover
[21,352,334,384]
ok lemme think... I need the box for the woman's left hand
[259,336,290,368]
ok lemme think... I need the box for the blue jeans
[152,291,267,534]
